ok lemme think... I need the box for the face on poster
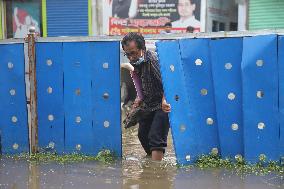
[12,2,40,38]
[108,0,201,35]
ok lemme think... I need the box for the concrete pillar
[92,0,104,35]
[237,0,248,31]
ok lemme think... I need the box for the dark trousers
[138,109,170,155]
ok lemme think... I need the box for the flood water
[0,126,283,189]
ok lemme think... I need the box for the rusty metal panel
[26,32,38,154]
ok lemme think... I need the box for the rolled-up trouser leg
[148,110,169,154]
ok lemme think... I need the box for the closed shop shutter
[249,0,284,30]
[46,0,88,36]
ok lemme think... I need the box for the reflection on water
[0,126,283,189]
[122,126,177,189]
[28,162,40,189]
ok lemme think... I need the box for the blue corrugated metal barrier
[36,41,121,156]
[0,34,284,165]
[156,34,283,165]
[0,41,121,157]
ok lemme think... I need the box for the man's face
[123,41,143,63]
[165,26,172,33]
[178,0,196,18]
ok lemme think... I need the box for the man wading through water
[121,32,171,161]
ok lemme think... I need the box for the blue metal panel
[90,42,121,157]
[242,35,279,163]
[156,39,219,165]
[279,36,284,159]
[179,39,220,157]
[35,41,121,156]
[46,0,88,36]
[63,42,94,154]
[0,44,28,154]
[156,40,194,165]
[210,38,244,159]
[36,42,64,153]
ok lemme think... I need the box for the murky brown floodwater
[0,125,283,189]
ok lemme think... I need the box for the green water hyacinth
[3,149,117,164]
[195,153,284,176]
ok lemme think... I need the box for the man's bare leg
[152,150,163,161]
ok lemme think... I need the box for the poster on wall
[105,0,202,35]
[12,2,40,38]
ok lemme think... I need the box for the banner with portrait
[12,2,40,38]
[104,0,202,35]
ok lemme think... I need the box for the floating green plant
[3,149,116,164]
[194,153,284,176]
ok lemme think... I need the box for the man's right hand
[162,101,171,113]
[162,96,171,113]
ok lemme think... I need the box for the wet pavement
[0,126,284,189]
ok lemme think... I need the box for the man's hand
[162,98,171,113]
[133,98,142,108]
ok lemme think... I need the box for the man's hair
[164,22,172,27]
[121,32,146,51]
[186,26,195,33]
